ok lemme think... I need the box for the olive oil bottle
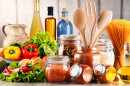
[30,0,43,38]
[45,7,56,39]
[117,42,130,83]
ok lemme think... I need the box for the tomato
[43,56,48,62]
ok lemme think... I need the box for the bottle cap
[93,64,105,77]
[63,8,67,11]
[70,64,82,78]
[48,7,53,16]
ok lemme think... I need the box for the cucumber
[0,57,6,74]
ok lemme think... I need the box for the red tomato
[43,56,48,62]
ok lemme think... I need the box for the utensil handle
[2,24,11,37]
[80,30,88,48]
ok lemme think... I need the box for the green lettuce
[24,31,57,58]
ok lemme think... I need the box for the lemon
[32,58,45,68]
[19,59,31,66]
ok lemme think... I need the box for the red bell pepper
[22,43,39,59]
[6,66,20,73]
[21,62,39,73]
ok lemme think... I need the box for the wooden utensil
[85,2,96,47]
[90,9,112,48]
[73,9,88,47]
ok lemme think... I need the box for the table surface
[0,80,130,86]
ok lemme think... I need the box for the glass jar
[93,64,116,83]
[46,56,71,83]
[74,47,102,69]
[70,64,93,84]
[58,35,81,67]
[96,39,114,65]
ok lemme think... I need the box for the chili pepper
[21,62,39,73]
[4,46,21,60]
[6,66,20,73]
[3,72,9,76]
[22,43,39,59]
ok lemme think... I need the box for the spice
[70,64,93,84]
[94,64,116,82]
[58,35,81,67]
[46,56,71,82]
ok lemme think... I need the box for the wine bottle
[30,0,43,38]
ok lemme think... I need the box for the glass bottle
[57,8,73,38]
[30,0,43,38]
[93,64,116,83]
[117,42,130,83]
[45,7,56,39]
[46,56,71,83]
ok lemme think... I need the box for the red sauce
[46,64,71,82]
[74,64,93,84]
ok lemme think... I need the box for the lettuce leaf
[24,31,57,58]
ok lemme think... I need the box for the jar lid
[70,64,82,78]
[47,56,70,64]
[59,35,81,41]
[93,64,105,77]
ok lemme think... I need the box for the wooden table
[0,80,130,86]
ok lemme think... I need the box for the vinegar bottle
[45,7,56,39]
[30,0,43,38]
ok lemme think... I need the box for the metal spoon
[73,9,88,47]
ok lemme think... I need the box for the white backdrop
[0,0,129,46]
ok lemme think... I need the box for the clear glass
[30,0,43,38]
[117,43,130,84]
[58,39,81,67]
[96,39,114,65]
[46,56,71,83]
[45,16,56,39]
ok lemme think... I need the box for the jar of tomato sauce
[74,47,102,69]
[46,56,71,83]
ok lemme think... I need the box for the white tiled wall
[0,0,129,46]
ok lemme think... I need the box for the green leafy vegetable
[0,66,46,82]
[10,42,22,49]
[9,61,18,69]
[24,31,57,58]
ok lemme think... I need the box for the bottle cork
[63,8,67,11]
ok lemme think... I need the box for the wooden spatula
[90,9,112,48]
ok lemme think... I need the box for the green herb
[0,66,46,82]
[10,42,22,49]
[24,31,57,58]
[9,61,18,69]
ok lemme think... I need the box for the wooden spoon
[73,9,88,47]
[90,9,112,48]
